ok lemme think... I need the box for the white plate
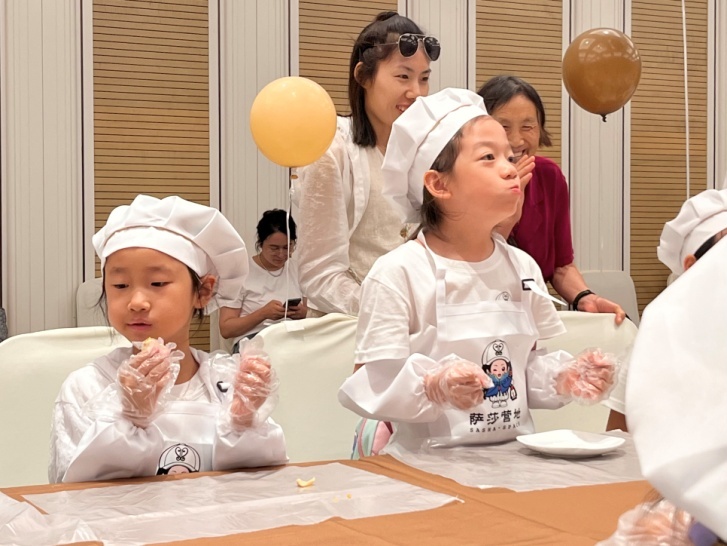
[516,429,625,458]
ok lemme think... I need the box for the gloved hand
[598,498,693,546]
[555,348,617,404]
[117,337,182,427]
[228,349,279,431]
[424,356,493,410]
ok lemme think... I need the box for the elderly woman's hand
[577,293,627,325]
[515,154,536,191]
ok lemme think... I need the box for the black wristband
[572,289,595,311]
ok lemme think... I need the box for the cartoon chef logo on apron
[406,232,540,448]
[156,443,201,475]
[482,340,517,408]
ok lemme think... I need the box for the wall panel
[630,0,708,311]
[92,0,211,348]
[475,0,563,165]
[3,0,81,334]
[298,0,398,114]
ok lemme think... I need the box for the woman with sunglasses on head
[294,11,440,317]
[219,209,307,351]
[477,76,626,325]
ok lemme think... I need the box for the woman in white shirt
[294,11,440,316]
[219,209,307,350]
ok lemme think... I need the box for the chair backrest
[530,311,638,433]
[0,327,130,487]
[580,270,640,326]
[258,313,359,463]
[76,278,106,327]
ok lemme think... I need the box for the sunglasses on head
[385,33,441,61]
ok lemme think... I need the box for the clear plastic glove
[555,348,618,404]
[598,498,693,546]
[228,338,279,431]
[117,337,182,428]
[423,355,494,410]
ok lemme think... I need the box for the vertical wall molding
[4,0,82,334]
[220,0,289,250]
[81,0,95,281]
[0,0,7,309]
[210,0,221,210]
[715,0,726,187]
[567,0,627,273]
[406,0,469,92]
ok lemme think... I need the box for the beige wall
[0,0,723,335]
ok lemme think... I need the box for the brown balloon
[562,28,642,121]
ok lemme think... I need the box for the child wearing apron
[50,195,287,482]
[339,88,616,450]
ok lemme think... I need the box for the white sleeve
[213,418,288,470]
[525,258,566,340]
[354,275,412,363]
[341,265,444,422]
[525,349,573,410]
[295,137,361,315]
[338,354,444,423]
[50,377,164,483]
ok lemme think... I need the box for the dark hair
[349,11,426,147]
[477,75,552,148]
[415,117,483,235]
[255,209,297,252]
[98,265,208,323]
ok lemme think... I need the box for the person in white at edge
[602,188,727,437]
[294,12,438,316]
[50,195,287,483]
[598,188,727,543]
[219,209,307,350]
[338,89,616,449]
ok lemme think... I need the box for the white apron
[394,233,541,448]
[152,401,218,475]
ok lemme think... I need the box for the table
[2,456,651,545]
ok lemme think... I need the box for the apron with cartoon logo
[152,400,217,475]
[394,232,542,448]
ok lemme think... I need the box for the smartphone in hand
[286,298,302,307]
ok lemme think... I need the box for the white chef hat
[92,194,248,313]
[657,188,727,275]
[158,443,200,473]
[483,339,511,366]
[381,88,488,223]
[627,236,727,541]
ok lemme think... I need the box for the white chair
[580,270,640,326]
[76,278,106,327]
[0,327,130,487]
[530,311,638,433]
[258,313,360,463]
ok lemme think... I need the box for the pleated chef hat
[657,188,727,276]
[93,194,248,314]
[627,236,727,542]
[382,88,488,223]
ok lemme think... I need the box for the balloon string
[681,0,691,199]
[283,169,297,320]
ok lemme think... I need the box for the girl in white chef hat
[338,88,617,451]
[49,195,287,483]
[600,188,727,546]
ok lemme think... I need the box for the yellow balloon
[250,77,337,168]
